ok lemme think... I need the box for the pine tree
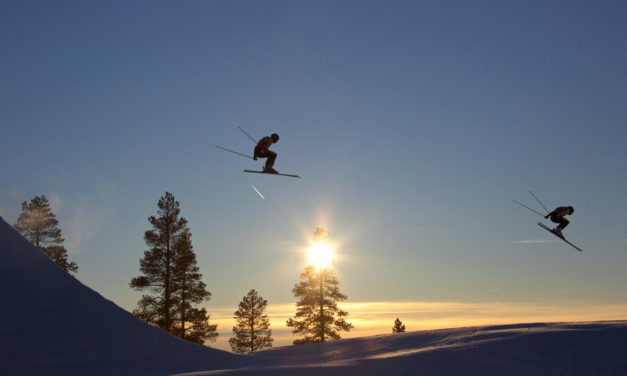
[286,228,353,345]
[130,192,217,344]
[180,307,218,345]
[229,289,273,354]
[393,318,406,333]
[171,232,217,345]
[13,195,78,273]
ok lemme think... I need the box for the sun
[307,242,334,269]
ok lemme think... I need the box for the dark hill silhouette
[0,217,246,376]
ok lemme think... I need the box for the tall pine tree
[13,195,78,273]
[229,289,273,354]
[130,192,217,344]
[286,228,353,345]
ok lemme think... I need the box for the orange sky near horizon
[208,300,627,352]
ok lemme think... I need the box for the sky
[1,0,626,351]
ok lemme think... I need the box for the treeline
[12,193,366,352]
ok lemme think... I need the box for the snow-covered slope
[177,321,627,375]
[0,217,247,376]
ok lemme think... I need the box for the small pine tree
[286,228,353,345]
[393,318,406,333]
[229,289,273,354]
[13,195,78,273]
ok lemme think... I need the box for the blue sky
[1,0,626,349]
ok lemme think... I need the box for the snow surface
[2,216,626,376]
[178,321,627,375]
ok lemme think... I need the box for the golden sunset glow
[307,242,334,269]
[208,300,627,351]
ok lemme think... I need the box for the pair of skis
[514,191,583,252]
[216,127,301,178]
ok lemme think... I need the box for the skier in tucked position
[253,133,280,173]
[544,206,574,238]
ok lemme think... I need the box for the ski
[244,170,301,178]
[537,222,583,252]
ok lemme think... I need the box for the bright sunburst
[307,242,334,269]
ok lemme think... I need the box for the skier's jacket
[257,136,274,151]
[549,207,569,218]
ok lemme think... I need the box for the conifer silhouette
[287,227,353,344]
[229,289,273,354]
[14,195,77,273]
[393,318,406,333]
[130,192,217,345]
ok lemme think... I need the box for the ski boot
[263,166,279,174]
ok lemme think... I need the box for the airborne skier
[544,206,574,238]
[253,133,280,174]
[514,191,582,252]
[215,128,301,178]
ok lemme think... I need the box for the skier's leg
[256,148,268,162]
[550,215,564,236]
[556,217,569,232]
[266,151,277,168]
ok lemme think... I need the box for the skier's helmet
[271,133,280,142]
[567,206,574,214]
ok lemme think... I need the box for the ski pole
[237,127,257,144]
[529,190,550,214]
[513,200,546,218]
[215,145,254,160]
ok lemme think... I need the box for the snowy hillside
[178,321,627,376]
[0,217,246,376]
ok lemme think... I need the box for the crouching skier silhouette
[253,133,280,173]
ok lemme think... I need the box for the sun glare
[307,242,334,269]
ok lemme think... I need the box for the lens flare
[307,242,333,269]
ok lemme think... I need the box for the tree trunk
[164,232,172,331]
[319,273,325,342]
[250,309,255,352]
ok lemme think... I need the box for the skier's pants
[550,215,569,231]
[254,147,277,168]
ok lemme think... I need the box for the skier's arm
[545,208,558,219]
